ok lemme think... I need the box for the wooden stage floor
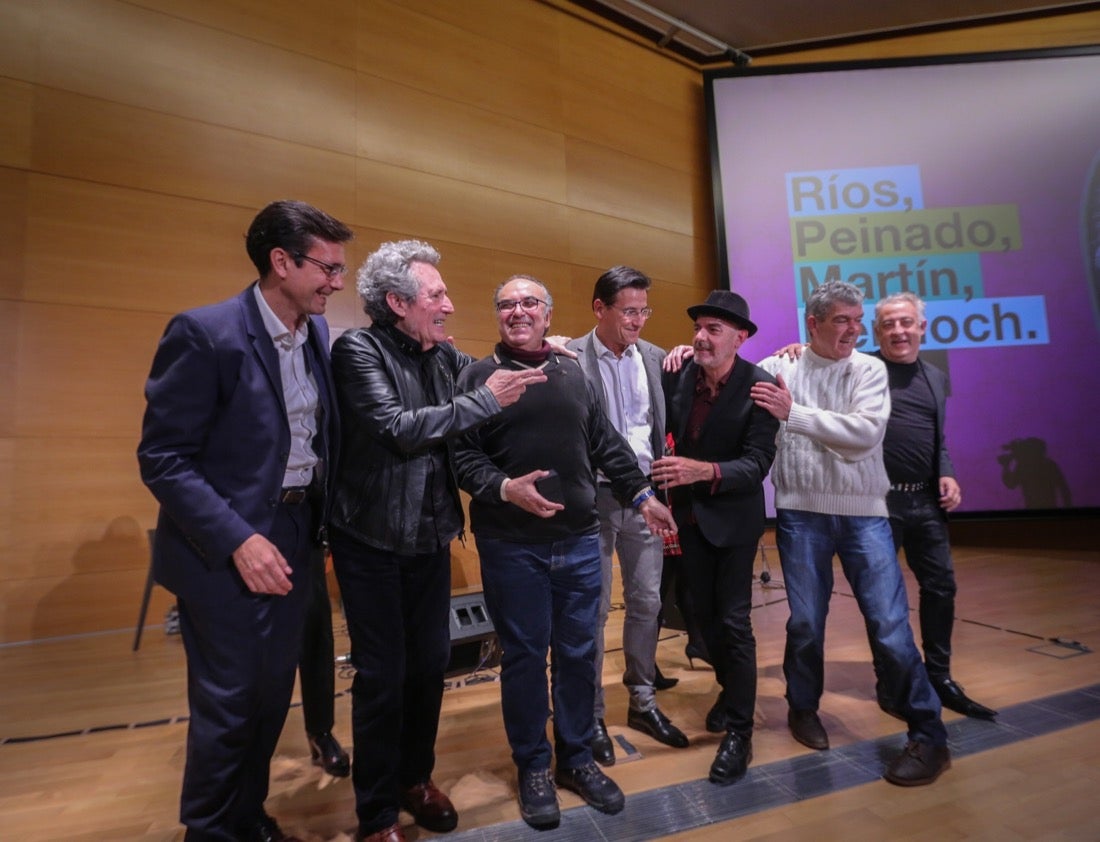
[1,542,1098,840]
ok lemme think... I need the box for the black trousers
[298,554,336,736]
[329,530,452,836]
[887,488,957,681]
[678,524,758,738]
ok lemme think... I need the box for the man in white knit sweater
[751,281,950,787]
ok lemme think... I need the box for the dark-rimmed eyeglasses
[495,296,548,313]
[609,304,653,319]
[294,252,347,280]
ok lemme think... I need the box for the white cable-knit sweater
[758,347,891,517]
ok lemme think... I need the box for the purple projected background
[706,50,1100,514]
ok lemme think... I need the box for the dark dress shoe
[705,692,730,733]
[308,731,350,777]
[591,717,616,766]
[934,678,998,719]
[249,814,303,842]
[357,822,406,842]
[627,707,689,748]
[401,780,458,832]
[653,665,679,690]
[788,708,829,750]
[709,731,752,785]
[883,740,951,786]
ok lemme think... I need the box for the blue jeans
[477,533,602,773]
[776,509,946,746]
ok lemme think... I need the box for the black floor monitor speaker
[446,591,500,677]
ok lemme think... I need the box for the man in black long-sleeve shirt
[872,291,996,720]
[453,274,676,830]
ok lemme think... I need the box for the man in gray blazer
[566,266,689,764]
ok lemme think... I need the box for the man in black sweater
[453,274,677,830]
[872,292,996,720]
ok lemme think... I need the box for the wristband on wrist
[631,487,656,509]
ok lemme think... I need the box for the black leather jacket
[329,323,500,554]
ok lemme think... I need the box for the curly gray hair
[357,239,441,325]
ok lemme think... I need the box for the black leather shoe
[654,665,679,690]
[591,718,616,766]
[883,740,951,786]
[308,731,350,777]
[788,709,829,750]
[709,731,752,785]
[705,693,730,734]
[627,706,689,748]
[934,678,998,720]
[401,780,458,832]
[249,814,303,842]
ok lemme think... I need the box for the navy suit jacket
[138,286,338,598]
[662,356,779,548]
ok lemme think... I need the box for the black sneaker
[555,762,625,814]
[518,767,559,828]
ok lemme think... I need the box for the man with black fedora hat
[651,289,779,785]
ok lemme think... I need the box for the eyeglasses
[609,304,653,319]
[495,296,548,313]
[295,252,347,280]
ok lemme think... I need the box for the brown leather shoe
[883,740,951,786]
[402,780,458,832]
[358,823,405,842]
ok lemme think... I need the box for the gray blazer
[566,329,667,466]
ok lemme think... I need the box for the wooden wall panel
[0,168,29,302]
[564,137,695,234]
[355,73,568,203]
[356,0,565,131]
[22,177,257,312]
[3,435,154,581]
[11,301,162,438]
[32,88,358,221]
[125,0,359,68]
[353,157,572,259]
[32,0,358,154]
[0,79,32,170]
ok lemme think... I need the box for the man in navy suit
[138,200,353,842]
[651,290,778,786]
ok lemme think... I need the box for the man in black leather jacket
[328,240,546,842]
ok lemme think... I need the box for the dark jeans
[299,553,336,736]
[678,524,757,738]
[476,533,602,774]
[329,530,452,836]
[178,500,314,842]
[887,488,957,681]
[776,509,946,746]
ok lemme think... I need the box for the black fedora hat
[686,290,758,337]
